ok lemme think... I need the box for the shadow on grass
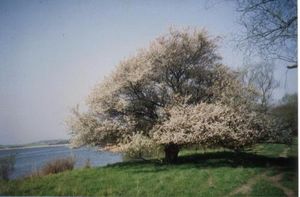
[106,151,297,173]
[177,151,297,168]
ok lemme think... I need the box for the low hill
[0,139,69,149]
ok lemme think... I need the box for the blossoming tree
[67,28,289,163]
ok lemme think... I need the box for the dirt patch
[229,173,266,196]
[229,172,296,197]
[267,173,295,197]
[208,173,214,188]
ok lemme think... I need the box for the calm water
[0,145,122,179]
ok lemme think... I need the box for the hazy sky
[0,0,297,145]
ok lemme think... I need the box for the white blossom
[66,28,290,155]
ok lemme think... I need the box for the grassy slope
[0,141,297,196]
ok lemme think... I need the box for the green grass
[280,171,298,194]
[251,143,288,157]
[0,163,258,196]
[0,140,297,196]
[251,179,286,197]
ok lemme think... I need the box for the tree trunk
[164,144,180,163]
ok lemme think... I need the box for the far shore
[0,144,70,151]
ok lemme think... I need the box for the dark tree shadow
[176,151,297,169]
[106,151,297,173]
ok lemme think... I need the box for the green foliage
[0,155,15,180]
[122,134,157,160]
[272,93,298,135]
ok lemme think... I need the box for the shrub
[122,134,163,161]
[39,157,75,176]
[0,155,15,180]
[84,158,91,169]
[272,94,298,135]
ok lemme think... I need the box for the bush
[84,158,91,169]
[122,134,163,161]
[0,155,15,180]
[38,157,75,176]
[272,94,297,136]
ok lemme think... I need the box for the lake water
[0,145,123,179]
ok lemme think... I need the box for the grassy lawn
[0,140,297,196]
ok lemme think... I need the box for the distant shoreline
[0,144,70,151]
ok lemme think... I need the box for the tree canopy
[67,28,288,163]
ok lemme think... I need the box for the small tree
[272,93,298,135]
[67,28,285,163]
[239,62,279,113]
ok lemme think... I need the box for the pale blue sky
[0,0,297,145]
